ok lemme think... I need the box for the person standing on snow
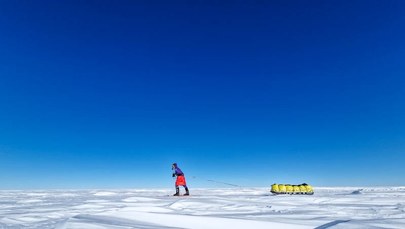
[172,163,189,196]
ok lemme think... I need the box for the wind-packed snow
[0,187,404,229]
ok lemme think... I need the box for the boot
[173,187,180,196]
[184,187,190,196]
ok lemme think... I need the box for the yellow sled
[271,183,314,195]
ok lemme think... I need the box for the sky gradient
[0,0,404,189]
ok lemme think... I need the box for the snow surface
[0,187,405,229]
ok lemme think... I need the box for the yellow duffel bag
[271,184,280,193]
[278,184,287,193]
[293,185,300,194]
[299,185,307,194]
[285,185,293,194]
[305,184,314,195]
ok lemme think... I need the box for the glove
[172,173,175,177]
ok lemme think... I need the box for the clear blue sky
[0,1,404,189]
